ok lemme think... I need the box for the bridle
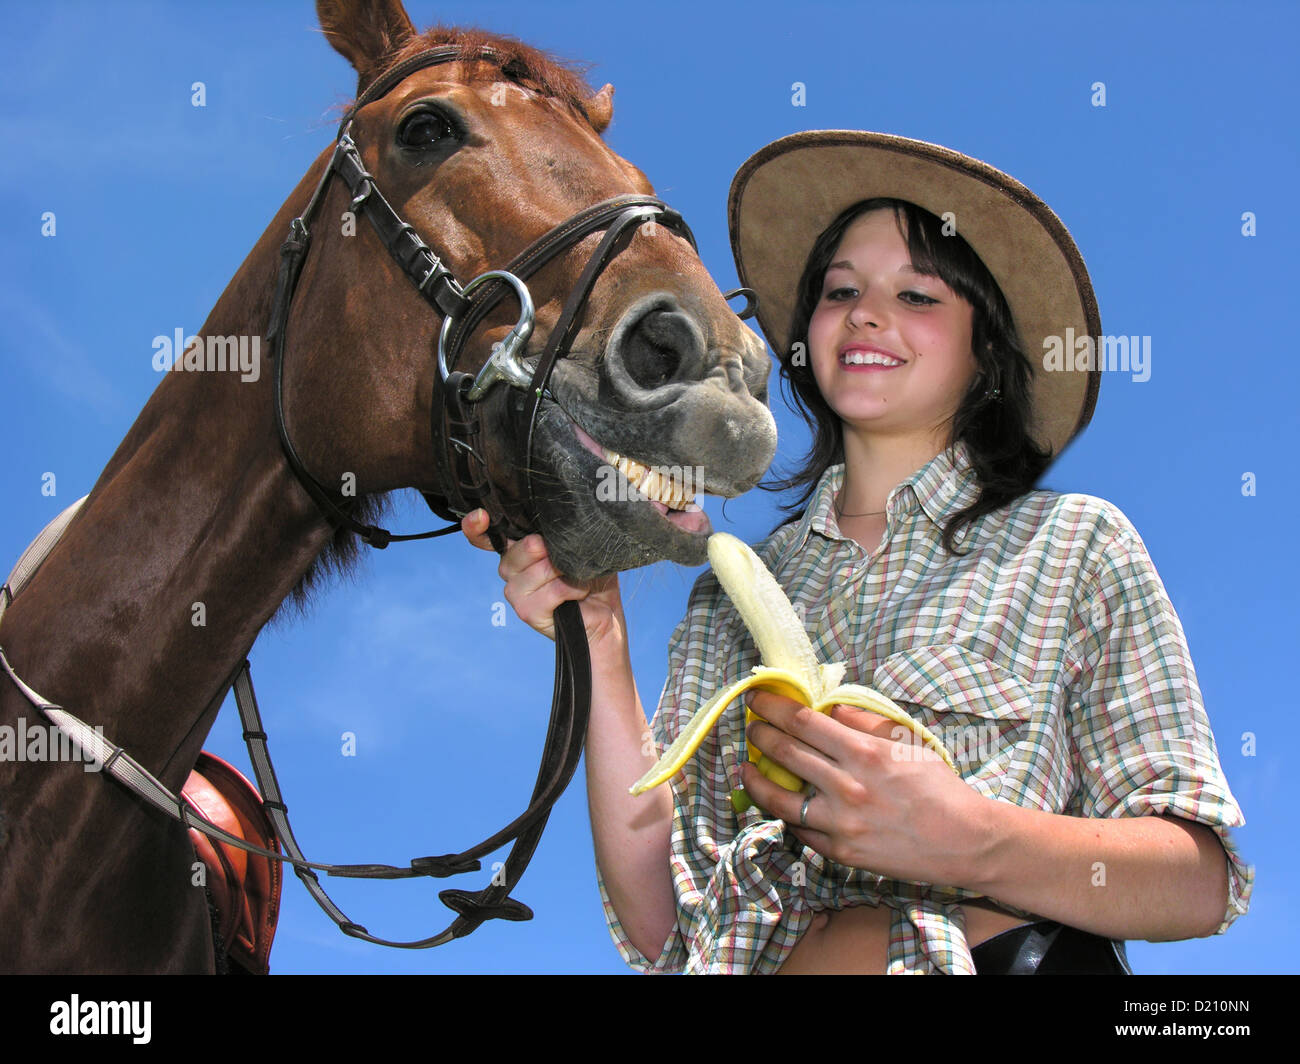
[0,43,755,956]
[267,43,702,552]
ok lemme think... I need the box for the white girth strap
[0,495,88,627]
[0,493,271,852]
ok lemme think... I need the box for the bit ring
[437,270,535,393]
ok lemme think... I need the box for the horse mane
[275,493,388,623]
[375,25,600,122]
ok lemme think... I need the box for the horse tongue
[573,423,606,459]
[653,500,711,535]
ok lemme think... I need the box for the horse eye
[398,110,454,149]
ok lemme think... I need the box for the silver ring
[798,785,817,828]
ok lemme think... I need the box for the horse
[0,0,776,973]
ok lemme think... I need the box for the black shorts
[971,921,1131,974]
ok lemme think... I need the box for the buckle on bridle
[350,179,374,213]
[724,286,759,321]
[437,270,536,400]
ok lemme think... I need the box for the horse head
[285,0,776,581]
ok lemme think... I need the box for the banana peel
[630,532,956,812]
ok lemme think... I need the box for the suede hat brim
[728,130,1101,459]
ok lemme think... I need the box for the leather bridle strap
[331,138,471,321]
[266,132,469,550]
[335,45,491,136]
[265,44,509,550]
[433,600,591,938]
[518,202,678,524]
[432,194,697,549]
[440,193,696,364]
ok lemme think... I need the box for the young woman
[462,131,1251,973]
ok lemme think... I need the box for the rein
[0,497,587,948]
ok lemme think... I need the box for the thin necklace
[834,494,886,519]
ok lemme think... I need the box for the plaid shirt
[599,442,1253,973]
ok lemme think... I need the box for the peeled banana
[629,532,956,812]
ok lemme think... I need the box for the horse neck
[0,161,341,791]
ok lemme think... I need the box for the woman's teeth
[842,350,903,366]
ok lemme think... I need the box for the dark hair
[765,197,1050,553]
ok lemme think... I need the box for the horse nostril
[620,307,694,390]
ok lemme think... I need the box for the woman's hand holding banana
[629,532,997,887]
[740,690,996,889]
[630,533,955,804]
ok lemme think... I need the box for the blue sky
[0,0,1294,974]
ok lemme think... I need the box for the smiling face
[808,209,978,454]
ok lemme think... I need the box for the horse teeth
[599,443,696,510]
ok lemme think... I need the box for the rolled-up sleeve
[594,605,706,974]
[1065,517,1253,932]
[596,865,687,972]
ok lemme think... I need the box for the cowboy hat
[728,130,1101,458]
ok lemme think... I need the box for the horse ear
[317,0,417,90]
[585,83,615,134]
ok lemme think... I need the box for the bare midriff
[776,899,1034,974]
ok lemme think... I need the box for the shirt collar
[784,441,981,554]
[907,440,981,530]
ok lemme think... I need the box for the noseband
[267,43,700,553]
